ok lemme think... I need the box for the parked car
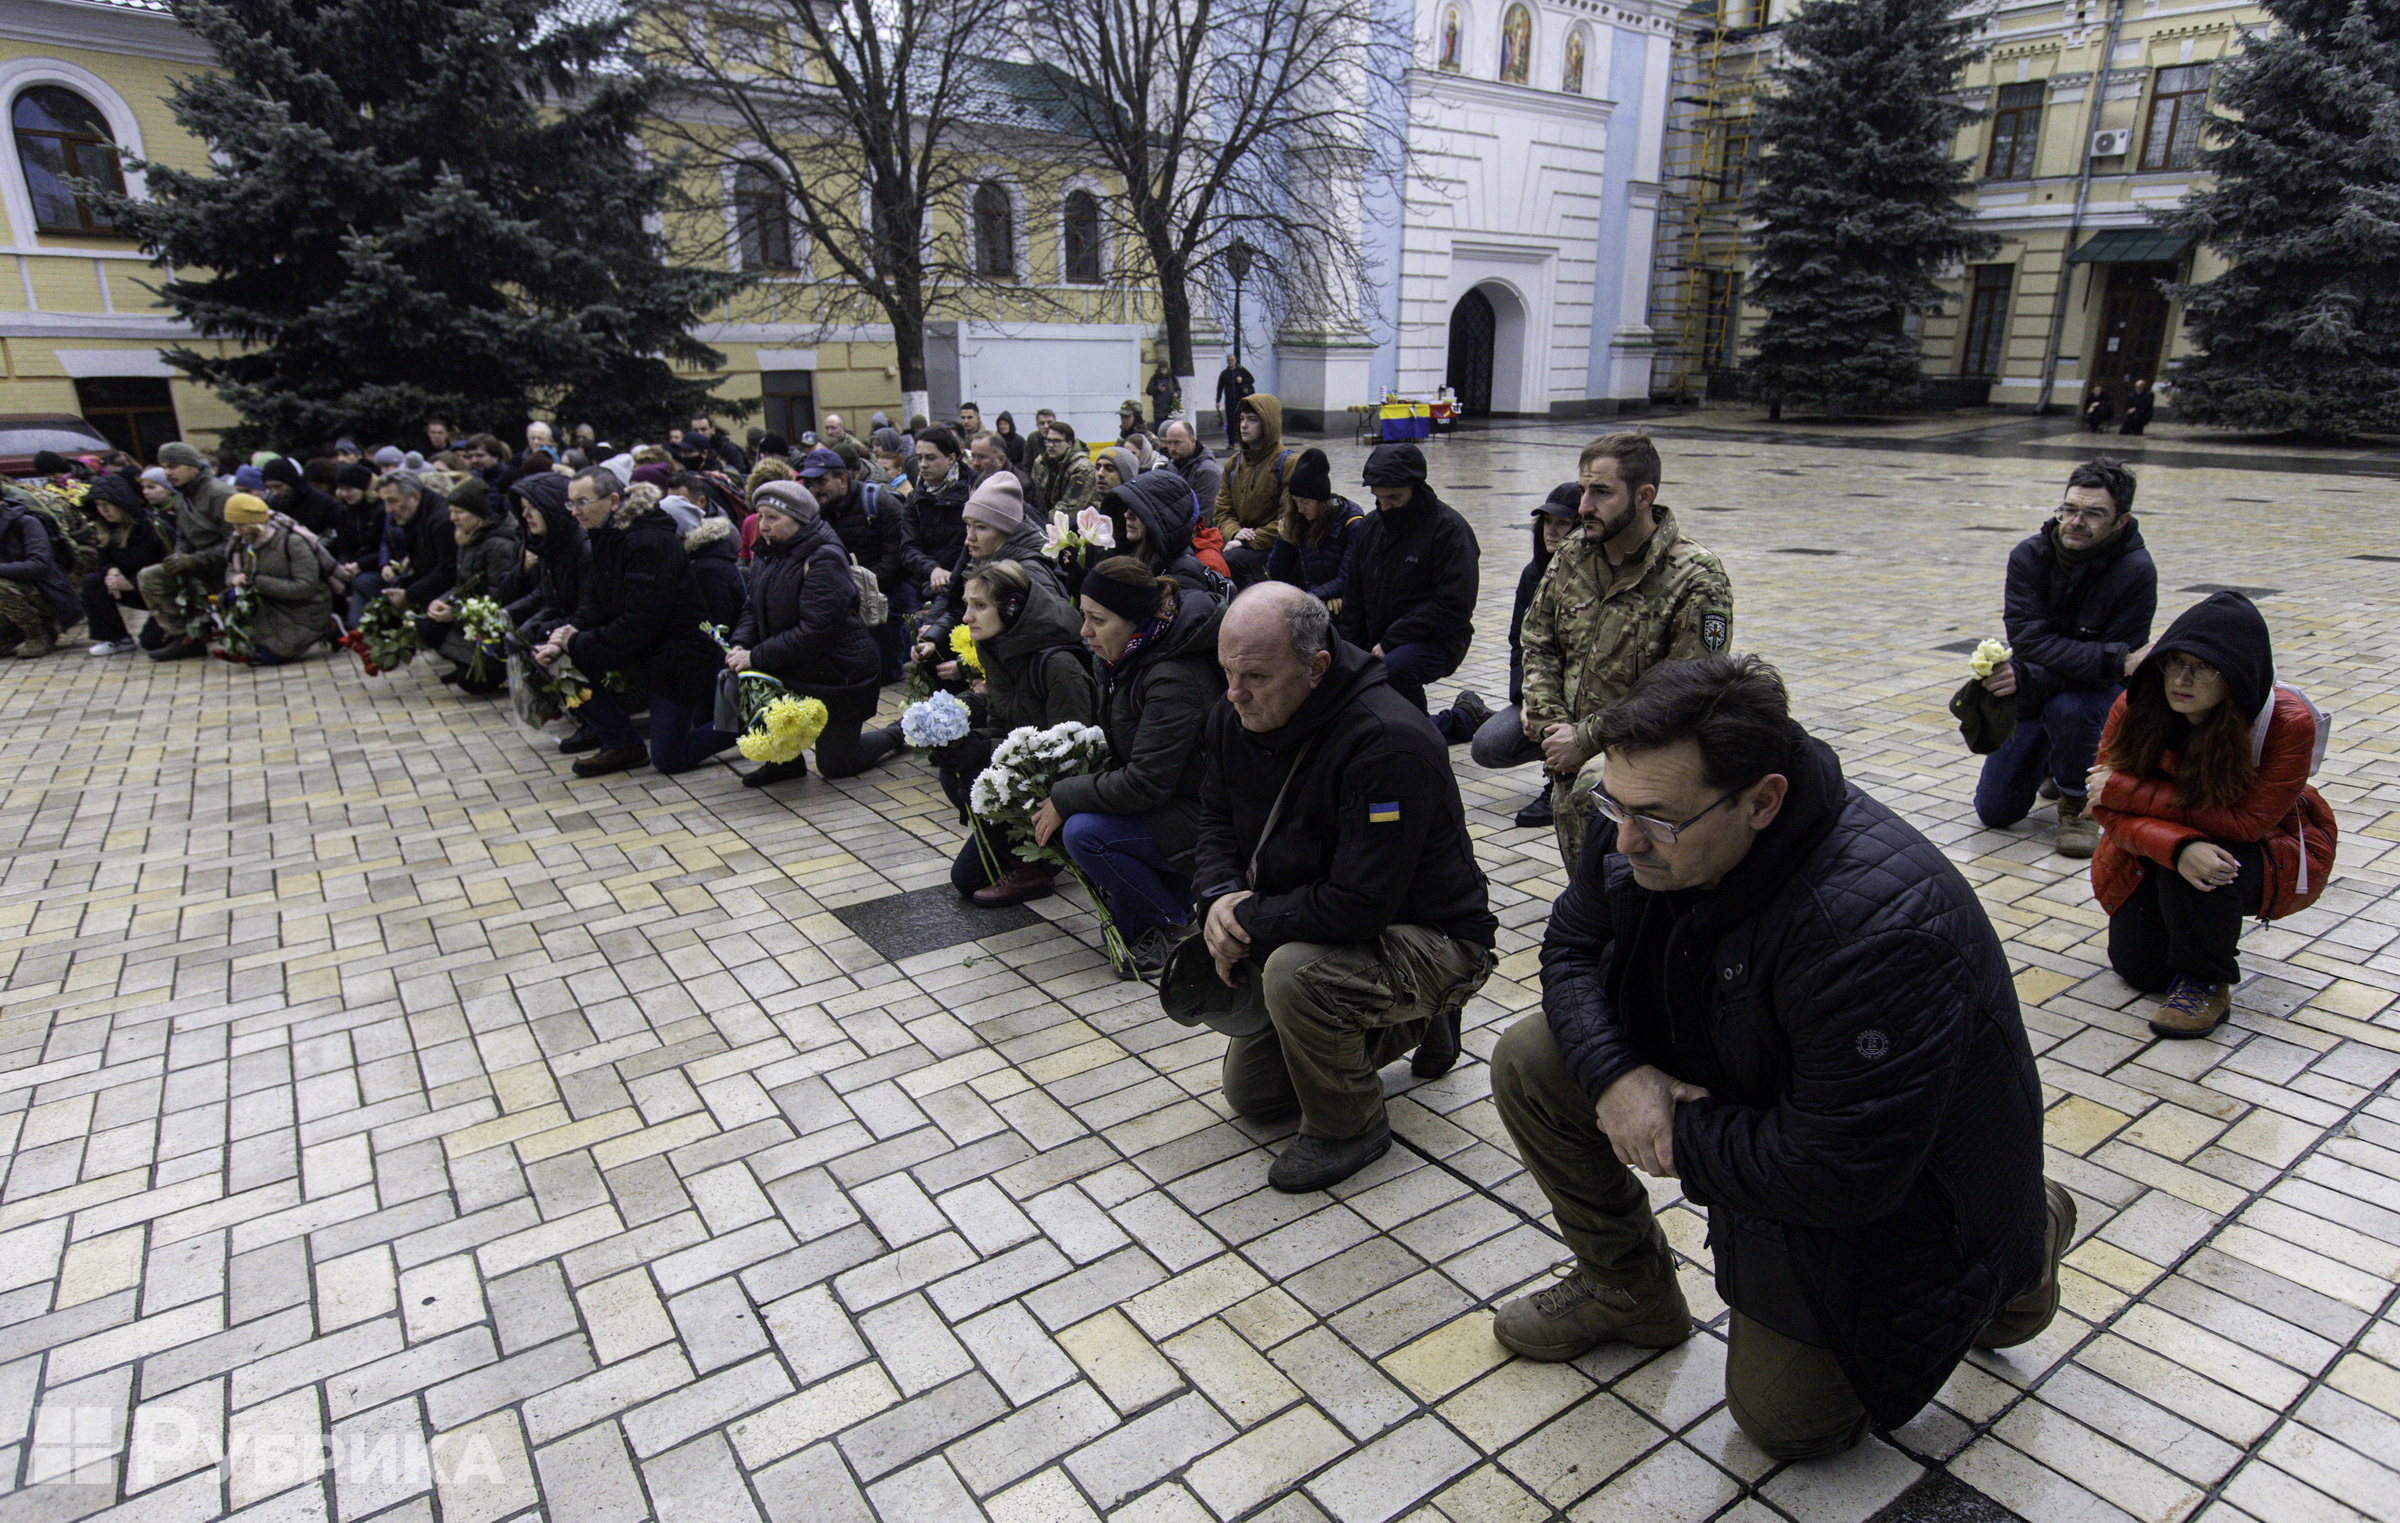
[0,415,113,478]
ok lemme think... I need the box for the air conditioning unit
[2090,129,2132,157]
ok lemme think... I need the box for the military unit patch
[1702,611,1730,651]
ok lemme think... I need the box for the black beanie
[337,463,375,490]
[89,470,143,513]
[261,457,302,487]
[1287,448,1332,501]
[32,450,68,476]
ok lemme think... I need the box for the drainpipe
[2035,0,2127,416]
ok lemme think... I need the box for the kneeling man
[1197,583,1498,1192]
[1491,654,2070,1458]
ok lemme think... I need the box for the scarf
[1101,615,1168,676]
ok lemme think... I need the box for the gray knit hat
[752,480,820,526]
[156,442,206,470]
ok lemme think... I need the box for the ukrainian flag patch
[1367,801,1401,824]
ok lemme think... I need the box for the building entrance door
[2093,262,2174,409]
[1445,290,1496,417]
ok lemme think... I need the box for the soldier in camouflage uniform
[1520,434,1734,868]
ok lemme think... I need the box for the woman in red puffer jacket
[2088,591,2336,1040]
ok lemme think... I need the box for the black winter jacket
[1506,516,1560,705]
[892,470,970,587]
[1048,593,1225,872]
[92,511,167,590]
[1265,498,1365,607]
[279,483,341,540]
[817,481,882,569]
[1337,475,1479,665]
[732,516,879,688]
[381,489,458,610]
[441,517,523,605]
[1102,471,1233,605]
[1195,640,1497,953]
[684,517,746,635]
[2002,517,2156,711]
[505,474,587,640]
[1542,732,2045,1429]
[568,497,718,706]
[979,578,1096,735]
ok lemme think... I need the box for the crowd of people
[0,401,2343,1464]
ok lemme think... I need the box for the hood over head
[510,472,581,560]
[1360,442,1427,488]
[1106,470,1200,563]
[1237,394,1285,460]
[2140,590,2276,726]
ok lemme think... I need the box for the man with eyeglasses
[1488,654,2069,1460]
[1973,457,2155,857]
[1520,432,1733,870]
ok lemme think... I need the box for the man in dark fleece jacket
[1974,456,2156,857]
[1196,583,1498,1193]
[1337,442,1481,741]
[1489,655,2069,1461]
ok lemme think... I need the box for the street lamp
[1227,238,1256,369]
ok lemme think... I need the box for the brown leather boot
[2149,975,2230,1039]
[2053,794,2098,858]
[972,864,1057,906]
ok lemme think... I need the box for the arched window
[732,164,794,269]
[973,181,1014,278]
[13,86,126,234]
[1062,190,1101,284]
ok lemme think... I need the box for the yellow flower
[950,624,982,674]
[1967,638,2012,678]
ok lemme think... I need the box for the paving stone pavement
[2,419,2397,1522]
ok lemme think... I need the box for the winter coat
[891,469,971,587]
[684,517,746,635]
[1336,452,1480,665]
[504,474,587,641]
[1543,730,2046,1430]
[2090,592,2337,923]
[1265,497,1365,608]
[919,517,1062,635]
[234,517,340,658]
[1520,506,1732,749]
[0,499,76,625]
[732,516,879,689]
[92,509,167,591]
[568,493,719,707]
[1168,449,1222,528]
[165,472,235,570]
[817,482,882,569]
[443,515,523,606]
[2002,516,2156,712]
[1029,446,1097,517]
[1215,393,1294,549]
[382,488,458,610]
[979,578,1097,735]
[1102,471,1234,606]
[1503,515,1561,705]
[279,483,342,540]
[326,494,384,571]
[1047,592,1225,872]
[1194,638,1496,954]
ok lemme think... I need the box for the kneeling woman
[2089,591,2336,1038]
[727,481,902,785]
[1028,558,1225,974]
[949,562,1099,903]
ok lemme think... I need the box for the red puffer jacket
[2090,687,2337,921]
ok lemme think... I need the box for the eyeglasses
[2055,504,2118,525]
[1589,787,1740,846]
[2160,655,2220,683]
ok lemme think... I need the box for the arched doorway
[1446,289,1496,416]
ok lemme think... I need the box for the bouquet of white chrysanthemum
[456,595,511,682]
[968,720,1127,968]
[1966,638,2011,678]
[901,690,974,748]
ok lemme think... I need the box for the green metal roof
[2067,227,2193,264]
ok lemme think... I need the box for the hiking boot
[571,745,649,778]
[1127,924,1182,980]
[2149,975,2231,1039]
[1493,1255,1693,1361]
[1513,789,1555,829]
[1448,689,1493,735]
[148,637,205,661]
[973,864,1057,907]
[1412,1004,1462,1079]
[1268,1123,1391,1193]
[14,634,55,658]
[1975,1180,2076,1349]
[2053,794,2098,858]
[2038,776,2061,802]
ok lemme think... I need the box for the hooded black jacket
[1104,471,1233,604]
[979,578,1096,735]
[1339,445,1480,664]
[684,516,746,634]
[568,496,719,706]
[2002,516,2156,711]
[1048,592,1225,871]
[892,468,970,586]
[505,474,588,638]
[732,515,879,689]
[1195,639,1497,953]
[1542,730,2044,1430]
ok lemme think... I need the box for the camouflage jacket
[1519,505,1733,756]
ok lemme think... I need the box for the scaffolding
[1647,0,1771,403]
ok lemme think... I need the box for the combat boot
[2053,793,2098,858]
[1493,1249,1690,1361]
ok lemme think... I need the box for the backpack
[850,555,888,626]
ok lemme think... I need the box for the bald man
[820,413,867,475]
[1191,584,1498,1191]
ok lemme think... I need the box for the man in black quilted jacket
[1488,655,2072,1459]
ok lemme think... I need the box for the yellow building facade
[1649,0,2263,414]
[1,0,1165,452]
